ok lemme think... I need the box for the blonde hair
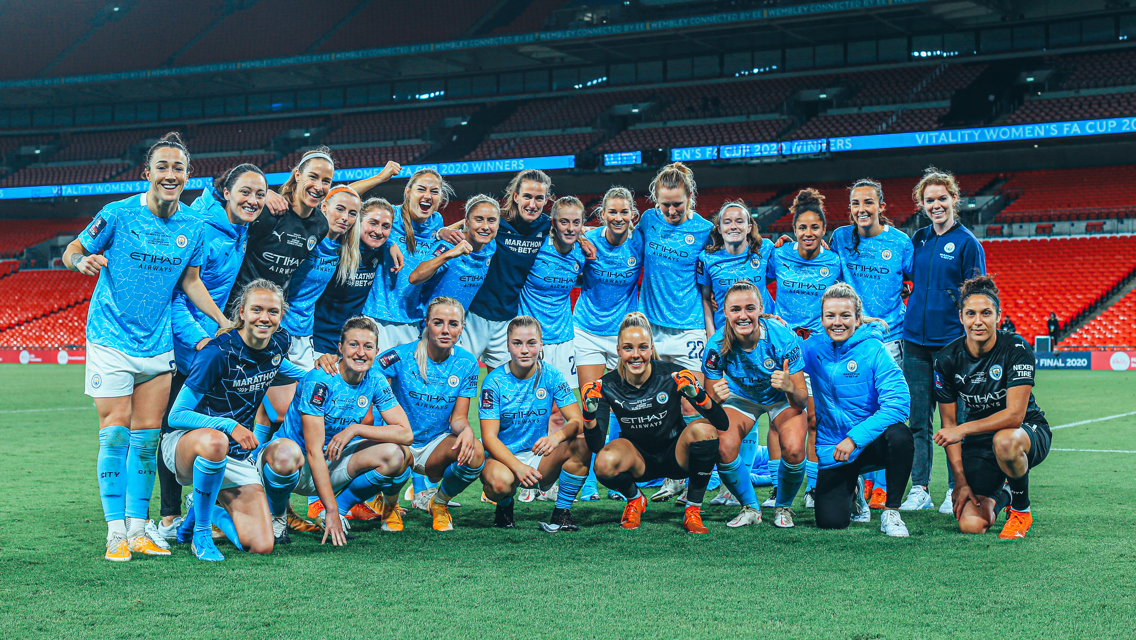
[464,193,501,219]
[718,281,768,359]
[912,166,961,220]
[706,199,762,254]
[616,312,654,380]
[415,296,465,381]
[648,162,697,213]
[593,186,639,226]
[324,185,362,285]
[501,169,553,222]
[820,282,888,333]
[222,279,287,336]
[279,147,334,204]
[401,167,454,253]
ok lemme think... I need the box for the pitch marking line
[1053,448,1136,454]
[1051,411,1136,430]
[0,406,92,414]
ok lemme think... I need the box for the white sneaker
[537,483,558,502]
[157,517,183,540]
[804,489,816,509]
[761,487,778,508]
[851,477,871,523]
[650,478,687,502]
[674,487,689,506]
[518,488,537,503]
[898,486,934,511]
[710,488,734,506]
[272,514,288,539]
[880,509,909,537]
[726,506,761,528]
[404,484,415,501]
[143,519,172,550]
[772,506,795,528]
[412,489,436,513]
[938,488,954,515]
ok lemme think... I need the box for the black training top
[933,331,1047,446]
[591,360,695,454]
[226,205,329,313]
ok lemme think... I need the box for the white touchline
[1050,411,1136,430]
[0,406,92,414]
[1053,448,1136,454]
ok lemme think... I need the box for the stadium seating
[50,130,166,163]
[464,132,601,161]
[189,118,327,154]
[0,301,88,349]
[597,119,790,153]
[982,236,1136,342]
[1004,91,1136,126]
[0,219,90,258]
[323,108,466,145]
[0,163,133,188]
[0,270,94,331]
[189,154,275,182]
[1056,49,1136,90]
[1064,287,1136,347]
[995,165,1136,224]
[269,143,432,172]
[312,0,500,54]
[655,75,835,123]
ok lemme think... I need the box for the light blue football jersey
[277,367,398,451]
[518,237,586,344]
[479,363,578,454]
[377,342,479,446]
[696,239,776,331]
[573,226,643,337]
[636,209,713,330]
[767,243,848,334]
[702,319,805,406]
[830,225,914,342]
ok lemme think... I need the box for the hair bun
[794,188,824,207]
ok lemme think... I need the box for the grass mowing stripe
[1051,410,1136,430]
[1052,448,1136,454]
[0,406,92,414]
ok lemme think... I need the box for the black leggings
[814,423,914,530]
[157,370,188,518]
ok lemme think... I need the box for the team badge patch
[176,234,188,248]
[310,383,329,407]
[536,387,548,400]
[819,266,830,277]
[705,350,721,370]
[656,392,668,404]
[91,374,102,389]
[881,249,892,260]
[990,365,1003,381]
[763,358,776,370]
[934,371,943,389]
[847,360,858,373]
[307,236,317,250]
[271,354,281,366]
[358,395,369,408]
[750,256,762,269]
[944,242,956,253]
[88,215,106,238]
[572,262,580,272]
[447,375,459,387]
[481,388,495,409]
[684,234,695,245]
[627,256,637,267]
[379,350,400,368]
[695,260,703,275]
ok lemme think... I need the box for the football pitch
[1,365,1133,639]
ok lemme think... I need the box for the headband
[324,186,360,202]
[300,152,334,166]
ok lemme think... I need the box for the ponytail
[648,162,697,213]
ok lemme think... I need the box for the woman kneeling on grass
[479,316,591,532]
[165,279,306,561]
[272,316,414,546]
[804,283,913,536]
[933,276,1051,539]
[582,312,730,534]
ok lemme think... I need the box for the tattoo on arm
[70,253,82,267]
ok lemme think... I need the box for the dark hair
[706,200,763,254]
[791,188,826,228]
[279,146,335,204]
[958,275,1000,312]
[847,178,892,255]
[501,169,553,222]
[338,315,380,346]
[144,132,190,175]
[213,163,266,201]
[401,167,454,253]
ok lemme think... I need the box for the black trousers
[814,423,914,530]
[157,370,188,517]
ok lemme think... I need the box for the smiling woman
[61,131,230,562]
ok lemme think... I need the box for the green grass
[1,365,1134,639]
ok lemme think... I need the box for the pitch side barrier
[661,115,1136,163]
[0,155,576,201]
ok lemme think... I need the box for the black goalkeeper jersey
[594,360,690,454]
[226,204,329,313]
[933,331,1047,445]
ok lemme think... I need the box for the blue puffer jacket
[171,188,249,372]
[803,323,910,469]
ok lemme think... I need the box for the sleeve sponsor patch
[695,258,704,275]
[705,349,721,371]
[310,382,329,407]
[480,388,496,410]
[378,349,400,368]
[934,371,943,389]
[88,215,106,238]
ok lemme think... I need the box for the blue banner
[0,157,576,201]
[781,138,828,155]
[719,142,780,159]
[1035,351,1091,370]
[604,151,642,166]
[827,116,1136,152]
[671,146,718,162]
